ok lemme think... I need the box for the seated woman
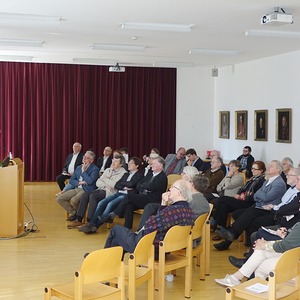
[211,161,266,236]
[215,221,300,287]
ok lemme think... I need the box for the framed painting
[276,108,292,143]
[235,110,247,140]
[219,111,230,139]
[254,110,268,141]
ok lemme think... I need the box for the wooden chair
[127,230,157,300]
[226,247,300,300]
[167,174,182,190]
[44,246,125,300]
[154,225,192,300]
[173,203,213,280]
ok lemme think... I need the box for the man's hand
[161,191,171,206]
[253,238,266,250]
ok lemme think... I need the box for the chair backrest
[79,246,123,284]
[160,225,192,253]
[191,213,208,240]
[132,231,157,265]
[167,174,182,190]
[270,246,300,285]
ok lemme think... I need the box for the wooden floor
[1,182,249,300]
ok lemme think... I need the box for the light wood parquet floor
[0,182,249,299]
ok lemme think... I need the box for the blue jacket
[69,163,99,192]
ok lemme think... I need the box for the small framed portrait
[235,110,247,140]
[219,111,230,139]
[254,110,268,141]
[276,108,292,143]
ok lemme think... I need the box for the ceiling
[1,0,300,68]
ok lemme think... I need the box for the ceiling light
[0,55,33,62]
[153,61,195,68]
[245,29,300,38]
[73,58,116,65]
[91,43,146,52]
[0,12,62,21]
[189,48,239,55]
[0,39,44,47]
[121,22,194,32]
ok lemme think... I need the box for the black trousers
[56,174,71,191]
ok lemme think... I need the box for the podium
[0,158,24,237]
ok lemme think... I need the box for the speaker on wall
[212,67,218,77]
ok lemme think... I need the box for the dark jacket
[62,152,84,173]
[115,171,144,194]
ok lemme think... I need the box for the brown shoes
[67,220,83,229]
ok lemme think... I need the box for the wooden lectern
[0,158,24,237]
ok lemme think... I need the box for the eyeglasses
[170,185,182,193]
[83,156,93,160]
[287,174,296,177]
[251,167,260,170]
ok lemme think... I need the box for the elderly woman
[211,161,266,240]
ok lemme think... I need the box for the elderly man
[164,147,186,175]
[56,150,99,219]
[102,156,168,229]
[56,142,84,191]
[103,179,194,256]
[203,156,224,201]
[281,157,294,188]
[214,160,287,250]
[96,146,113,175]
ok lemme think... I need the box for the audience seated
[199,149,227,175]
[79,157,144,233]
[143,147,160,167]
[185,148,204,171]
[215,221,300,287]
[164,147,186,175]
[103,179,194,257]
[67,155,126,228]
[203,156,224,201]
[143,153,159,176]
[102,156,168,229]
[56,150,99,218]
[136,166,208,230]
[281,157,294,188]
[96,146,113,175]
[236,146,254,178]
[56,142,84,191]
[211,161,266,234]
[119,147,129,164]
[214,160,287,250]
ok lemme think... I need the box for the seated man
[79,157,144,233]
[199,149,227,175]
[56,150,99,218]
[67,155,127,227]
[203,156,224,201]
[137,172,210,231]
[96,146,113,176]
[185,148,204,171]
[214,160,287,250]
[236,146,254,178]
[103,179,194,257]
[164,147,186,175]
[281,157,294,188]
[56,142,84,191]
[215,221,300,287]
[102,156,168,229]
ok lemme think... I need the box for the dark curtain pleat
[0,62,176,181]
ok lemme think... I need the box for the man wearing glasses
[56,150,99,219]
[103,179,194,256]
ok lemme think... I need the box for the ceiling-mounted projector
[261,7,293,25]
[109,63,125,72]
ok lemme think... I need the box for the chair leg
[148,272,154,300]
[44,287,51,300]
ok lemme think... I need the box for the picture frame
[276,108,292,143]
[254,110,268,141]
[235,110,247,140]
[219,111,230,139]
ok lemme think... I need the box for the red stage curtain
[0,62,176,181]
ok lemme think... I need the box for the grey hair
[293,167,300,177]
[182,166,199,181]
[176,180,192,201]
[271,160,283,174]
[85,150,95,160]
[153,156,166,168]
[282,157,294,167]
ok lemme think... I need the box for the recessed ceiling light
[0,39,44,47]
[153,61,195,68]
[245,29,300,38]
[121,22,194,33]
[91,43,147,52]
[189,48,239,55]
[0,12,62,21]
[0,55,33,61]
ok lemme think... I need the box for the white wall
[176,67,215,159]
[177,50,300,165]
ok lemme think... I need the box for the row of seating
[44,204,213,300]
